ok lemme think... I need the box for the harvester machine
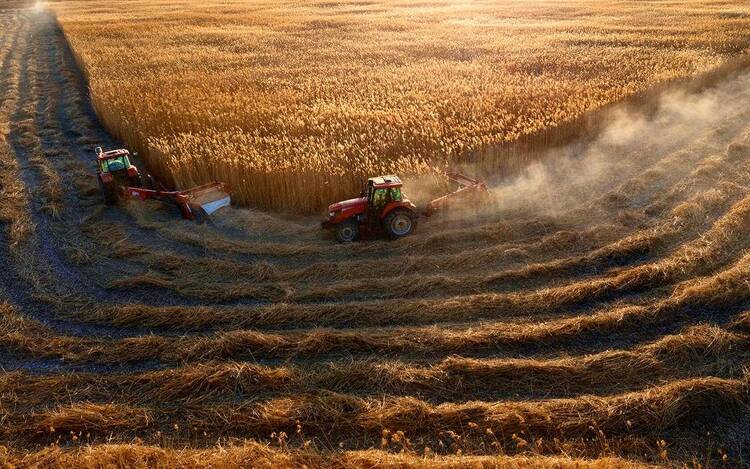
[95,147,231,223]
[322,171,489,242]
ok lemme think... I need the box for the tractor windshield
[371,188,387,209]
[101,156,129,173]
[369,186,402,213]
[389,187,402,201]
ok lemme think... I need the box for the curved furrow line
[1,324,747,405]
[99,247,750,361]
[2,376,746,457]
[6,446,655,469]
[8,243,750,367]
[65,186,750,332]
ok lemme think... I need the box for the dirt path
[1,5,750,465]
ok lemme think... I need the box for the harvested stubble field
[1,0,750,468]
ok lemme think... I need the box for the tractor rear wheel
[142,174,156,190]
[383,208,416,240]
[128,173,143,188]
[335,219,359,243]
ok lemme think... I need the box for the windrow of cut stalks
[50,0,750,212]
[1,323,746,407]
[3,444,656,469]
[2,374,746,459]
[6,228,750,364]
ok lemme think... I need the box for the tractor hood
[328,197,366,213]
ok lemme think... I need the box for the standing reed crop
[49,0,750,212]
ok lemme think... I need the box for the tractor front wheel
[335,219,359,243]
[383,208,416,240]
[100,179,118,205]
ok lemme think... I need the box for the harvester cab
[322,175,419,242]
[96,147,142,204]
[322,171,489,243]
[95,147,231,223]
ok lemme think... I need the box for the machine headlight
[328,211,337,218]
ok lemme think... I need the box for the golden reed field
[49,0,750,212]
[0,0,750,467]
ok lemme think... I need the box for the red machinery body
[322,176,417,229]
[322,175,419,242]
[95,147,231,222]
[322,172,489,242]
[123,182,231,222]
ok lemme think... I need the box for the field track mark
[15,250,750,366]
[2,320,748,401]
[0,13,191,340]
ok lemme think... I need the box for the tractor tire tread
[383,208,417,240]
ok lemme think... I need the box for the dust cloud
[488,68,750,215]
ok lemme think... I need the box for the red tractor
[96,147,144,204]
[94,147,231,222]
[322,172,488,242]
[322,175,418,242]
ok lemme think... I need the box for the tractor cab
[96,147,143,204]
[363,176,406,217]
[96,147,141,184]
[323,175,418,242]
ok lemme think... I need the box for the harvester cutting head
[176,182,232,219]
[96,147,231,223]
[423,171,489,217]
[124,182,231,224]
